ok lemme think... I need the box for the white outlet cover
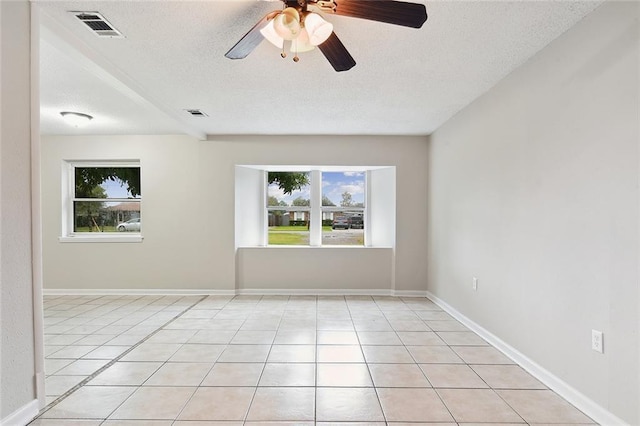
[592,329,604,353]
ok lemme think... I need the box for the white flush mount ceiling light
[60,111,93,127]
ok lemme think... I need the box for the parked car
[332,217,350,229]
[349,215,364,229]
[117,218,140,232]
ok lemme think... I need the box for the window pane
[267,172,310,208]
[322,172,365,245]
[75,167,141,199]
[268,210,310,246]
[322,210,364,246]
[322,171,365,208]
[73,201,141,233]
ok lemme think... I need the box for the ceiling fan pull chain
[293,40,300,62]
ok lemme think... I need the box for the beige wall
[41,135,428,293]
[237,247,393,291]
[428,1,639,424]
[0,0,38,421]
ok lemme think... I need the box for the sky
[100,178,137,199]
[268,171,365,206]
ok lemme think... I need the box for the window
[266,170,366,246]
[62,161,141,241]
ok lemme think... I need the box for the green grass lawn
[269,227,365,246]
[267,225,333,245]
[269,226,332,231]
[268,232,309,245]
[75,226,118,232]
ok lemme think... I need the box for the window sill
[238,245,392,249]
[59,234,143,243]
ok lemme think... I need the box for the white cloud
[343,172,364,177]
[341,183,364,194]
[290,188,311,200]
[324,183,365,205]
[268,184,286,199]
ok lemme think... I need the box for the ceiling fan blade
[322,0,427,29]
[225,11,280,59]
[318,32,356,72]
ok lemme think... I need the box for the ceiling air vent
[185,109,208,117]
[71,12,124,38]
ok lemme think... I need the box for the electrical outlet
[472,277,478,291]
[592,330,604,353]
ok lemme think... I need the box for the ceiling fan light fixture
[225,0,427,72]
[291,28,315,53]
[60,111,93,127]
[273,7,301,41]
[260,20,284,48]
[304,12,333,46]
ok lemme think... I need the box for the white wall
[428,1,639,424]
[235,166,264,248]
[41,135,428,293]
[369,167,396,248]
[0,0,38,422]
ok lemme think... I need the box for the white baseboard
[1,399,39,426]
[43,288,236,296]
[237,288,393,296]
[44,288,429,297]
[392,290,429,298]
[426,291,628,426]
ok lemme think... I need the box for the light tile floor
[30,294,597,425]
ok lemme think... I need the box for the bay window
[235,165,394,249]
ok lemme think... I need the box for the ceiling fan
[225,0,428,72]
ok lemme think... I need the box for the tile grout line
[402,298,494,424]
[44,294,173,359]
[314,295,319,423]
[172,295,237,424]
[42,294,142,356]
[371,297,455,423]
[237,295,271,423]
[34,294,209,421]
[358,296,388,424]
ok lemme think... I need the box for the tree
[268,196,287,207]
[268,172,309,195]
[76,186,107,212]
[75,167,140,198]
[75,186,107,231]
[341,191,353,207]
[322,195,336,207]
[292,197,310,206]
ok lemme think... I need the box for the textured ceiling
[37,0,603,137]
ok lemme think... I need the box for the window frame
[60,160,143,243]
